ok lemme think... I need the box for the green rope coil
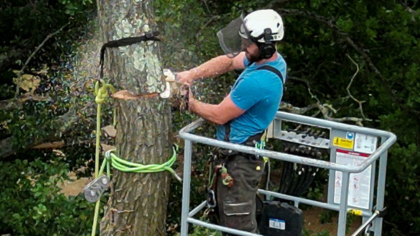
[103,145,181,182]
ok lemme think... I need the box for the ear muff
[259,28,276,59]
[259,42,276,59]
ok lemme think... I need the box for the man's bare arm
[188,94,245,125]
[177,52,246,84]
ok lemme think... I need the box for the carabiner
[206,189,217,208]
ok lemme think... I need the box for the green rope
[93,80,116,179]
[91,80,115,236]
[104,146,181,181]
[90,80,181,236]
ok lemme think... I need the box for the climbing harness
[199,64,284,230]
[86,33,181,236]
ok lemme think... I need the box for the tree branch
[346,54,367,120]
[280,101,318,114]
[316,103,365,126]
[15,22,70,97]
[399,1,420,22]
[0,108,79,158]
[32,141,65,149]
[280,101,366,126]
[0,93,52,110]
[287,76,321,103]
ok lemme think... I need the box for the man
[177,9,287,234]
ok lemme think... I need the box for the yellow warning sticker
[333,137,354,149]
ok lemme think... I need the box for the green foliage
[0,0,95,70]
[1,0,420,235]
[319,210,335,224]
[0,156,95,235]
[303,229,331,236]
[385,142,420,233]
[59,0,93,16]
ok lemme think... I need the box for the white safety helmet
[217,9,284,58]
[239,9,284,43]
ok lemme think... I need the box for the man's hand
[176,70,195,86]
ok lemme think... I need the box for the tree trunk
[97,0,172,235]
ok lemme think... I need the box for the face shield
[216,14,253,58]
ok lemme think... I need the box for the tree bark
[97,1,172,235]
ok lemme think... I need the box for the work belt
[205,132,265,210]
[217,131,264,160]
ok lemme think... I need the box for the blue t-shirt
[216,53,287,143]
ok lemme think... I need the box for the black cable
[288,146,306,196]
[296,149,325,197]
[290,164,306,196]
[277,142,292,194]
[294,147,316,196]
[282,145,298,194]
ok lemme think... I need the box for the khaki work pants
[215,154,264,235]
